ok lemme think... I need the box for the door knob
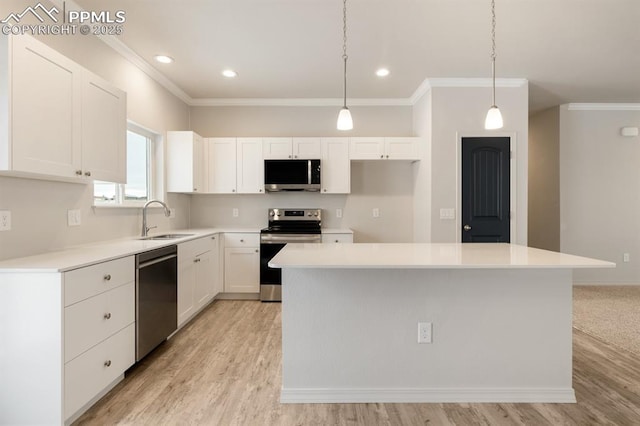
[463,225,472,231]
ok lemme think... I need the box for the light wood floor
[75,300,640,425]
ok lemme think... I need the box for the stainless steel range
[260,208,322,301]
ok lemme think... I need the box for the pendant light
[337,0,353,130]
[484,0,503,130]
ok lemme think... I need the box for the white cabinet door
[177,256,196,327]
[236,137,264,194]
[292,137,321,159]
[206,137,237,194]
[321,138,350,194]
[349,137,385,160]
[194,250,212,309]
[385,137,420,160]
[209,235,223,298]
[10,34,82,178]
[81,71,127,183]
[224,247,260,293]
[167,131,205,193]
[263,137,292,159]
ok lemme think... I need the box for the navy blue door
[461,137,510,243]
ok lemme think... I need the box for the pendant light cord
[490,0,496,107]
[342,0,348,109]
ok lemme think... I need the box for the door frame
[455,132,518,243]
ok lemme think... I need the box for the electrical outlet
[67,209,81,227]
[169,208,176,219]
[336,208,342,218]
[372,208,380,218]
[440,208,455,220]
[623,253,630,263]
[232,208,239,218]
[418,322,432,344]
[0,210,11,231]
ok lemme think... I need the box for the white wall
[429,83,529,244]
[0,13,190,260]
[560,104,640,283]
[412,91,432,242]
[529,107,560,251]
[189,105,417,242]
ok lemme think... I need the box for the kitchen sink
[140,233,195,240]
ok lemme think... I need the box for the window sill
[92,203,165,210]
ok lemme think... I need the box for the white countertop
[321,229,353,234]
[0,228,259,273]
[269,243,616,269]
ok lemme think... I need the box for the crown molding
[567,103,640,111]
[190,98,413,107]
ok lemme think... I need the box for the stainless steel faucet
[141,200,171,237]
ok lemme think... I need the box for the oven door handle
[260,234,322,244]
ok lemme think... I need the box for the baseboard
[216,292,260,300]
[280,387,577,404]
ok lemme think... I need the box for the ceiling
[75,1,640,112]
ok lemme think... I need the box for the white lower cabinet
[178,234,220,327]
[224,232,260,293]
[64,323,135,418]
[322,233,354,244]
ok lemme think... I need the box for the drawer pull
[335,240,339,243]
[194,258,201,263]
[104,360,112,367]
[104,312,112,320]
[104,274,112,281]
[84,171,92,177]
[255,249,259,253]
[240,239,244,243]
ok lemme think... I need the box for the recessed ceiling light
[222,69,238,78]
[154,55,174,64]
[376,68,390,77]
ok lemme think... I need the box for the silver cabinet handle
[75,170,82,176]
[84,171,91,177]
[104,360,112,367]
[104,313,112,319]
[463,224,472,231]
[103,274,111,281]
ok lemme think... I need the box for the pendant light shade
[337,0,353,131]
[484,0,503,130]
[337,107,353,130]
[485,106,503,130]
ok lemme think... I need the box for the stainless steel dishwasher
[135,245,178,361]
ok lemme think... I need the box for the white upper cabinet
[263,137,321,159]
[167,131,205,193]
[0,35,126,182]
[206,137,237,194]
[236,138,264,194]
[321,138,350,194]
[81,72,127,182]
[350,137,420,160]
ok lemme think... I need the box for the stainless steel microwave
[264,159,321,192]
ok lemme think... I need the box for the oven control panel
[268,209,321,221]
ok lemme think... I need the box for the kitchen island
[269,243,614,404]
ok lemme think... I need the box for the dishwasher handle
[138,253,177,269]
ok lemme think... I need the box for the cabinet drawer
[322,233,354,244]
[65,323,135,419]
[224,232,259,248]
[65,282,135,362]
[64,256,134,306]
[179,235,215,259]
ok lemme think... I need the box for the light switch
[0,210,11,231]
[67,209,81,226]
[440,208,455,220]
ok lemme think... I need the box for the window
[94,123,160,206]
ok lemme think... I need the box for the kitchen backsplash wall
[190,161,415,243]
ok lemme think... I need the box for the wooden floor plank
[74,301,640,425]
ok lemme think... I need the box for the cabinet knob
[255,249,259,253]
[104,360,112,367]
[259,189,263,192]
[380,155,384,159]
[240,239,244,243]
[323,189,327,192]
[75,170,83,176]
[386,155,389,159]
[288,155,292,159]
[194,258,201,263]
[103,274,111,281]
[294,155,298,159]
[232,189,236,192]
[84,171,91,177]
[104,313,112,319]
[212,236,216,240]
[194,188,198,192]
[335,240,339,243]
